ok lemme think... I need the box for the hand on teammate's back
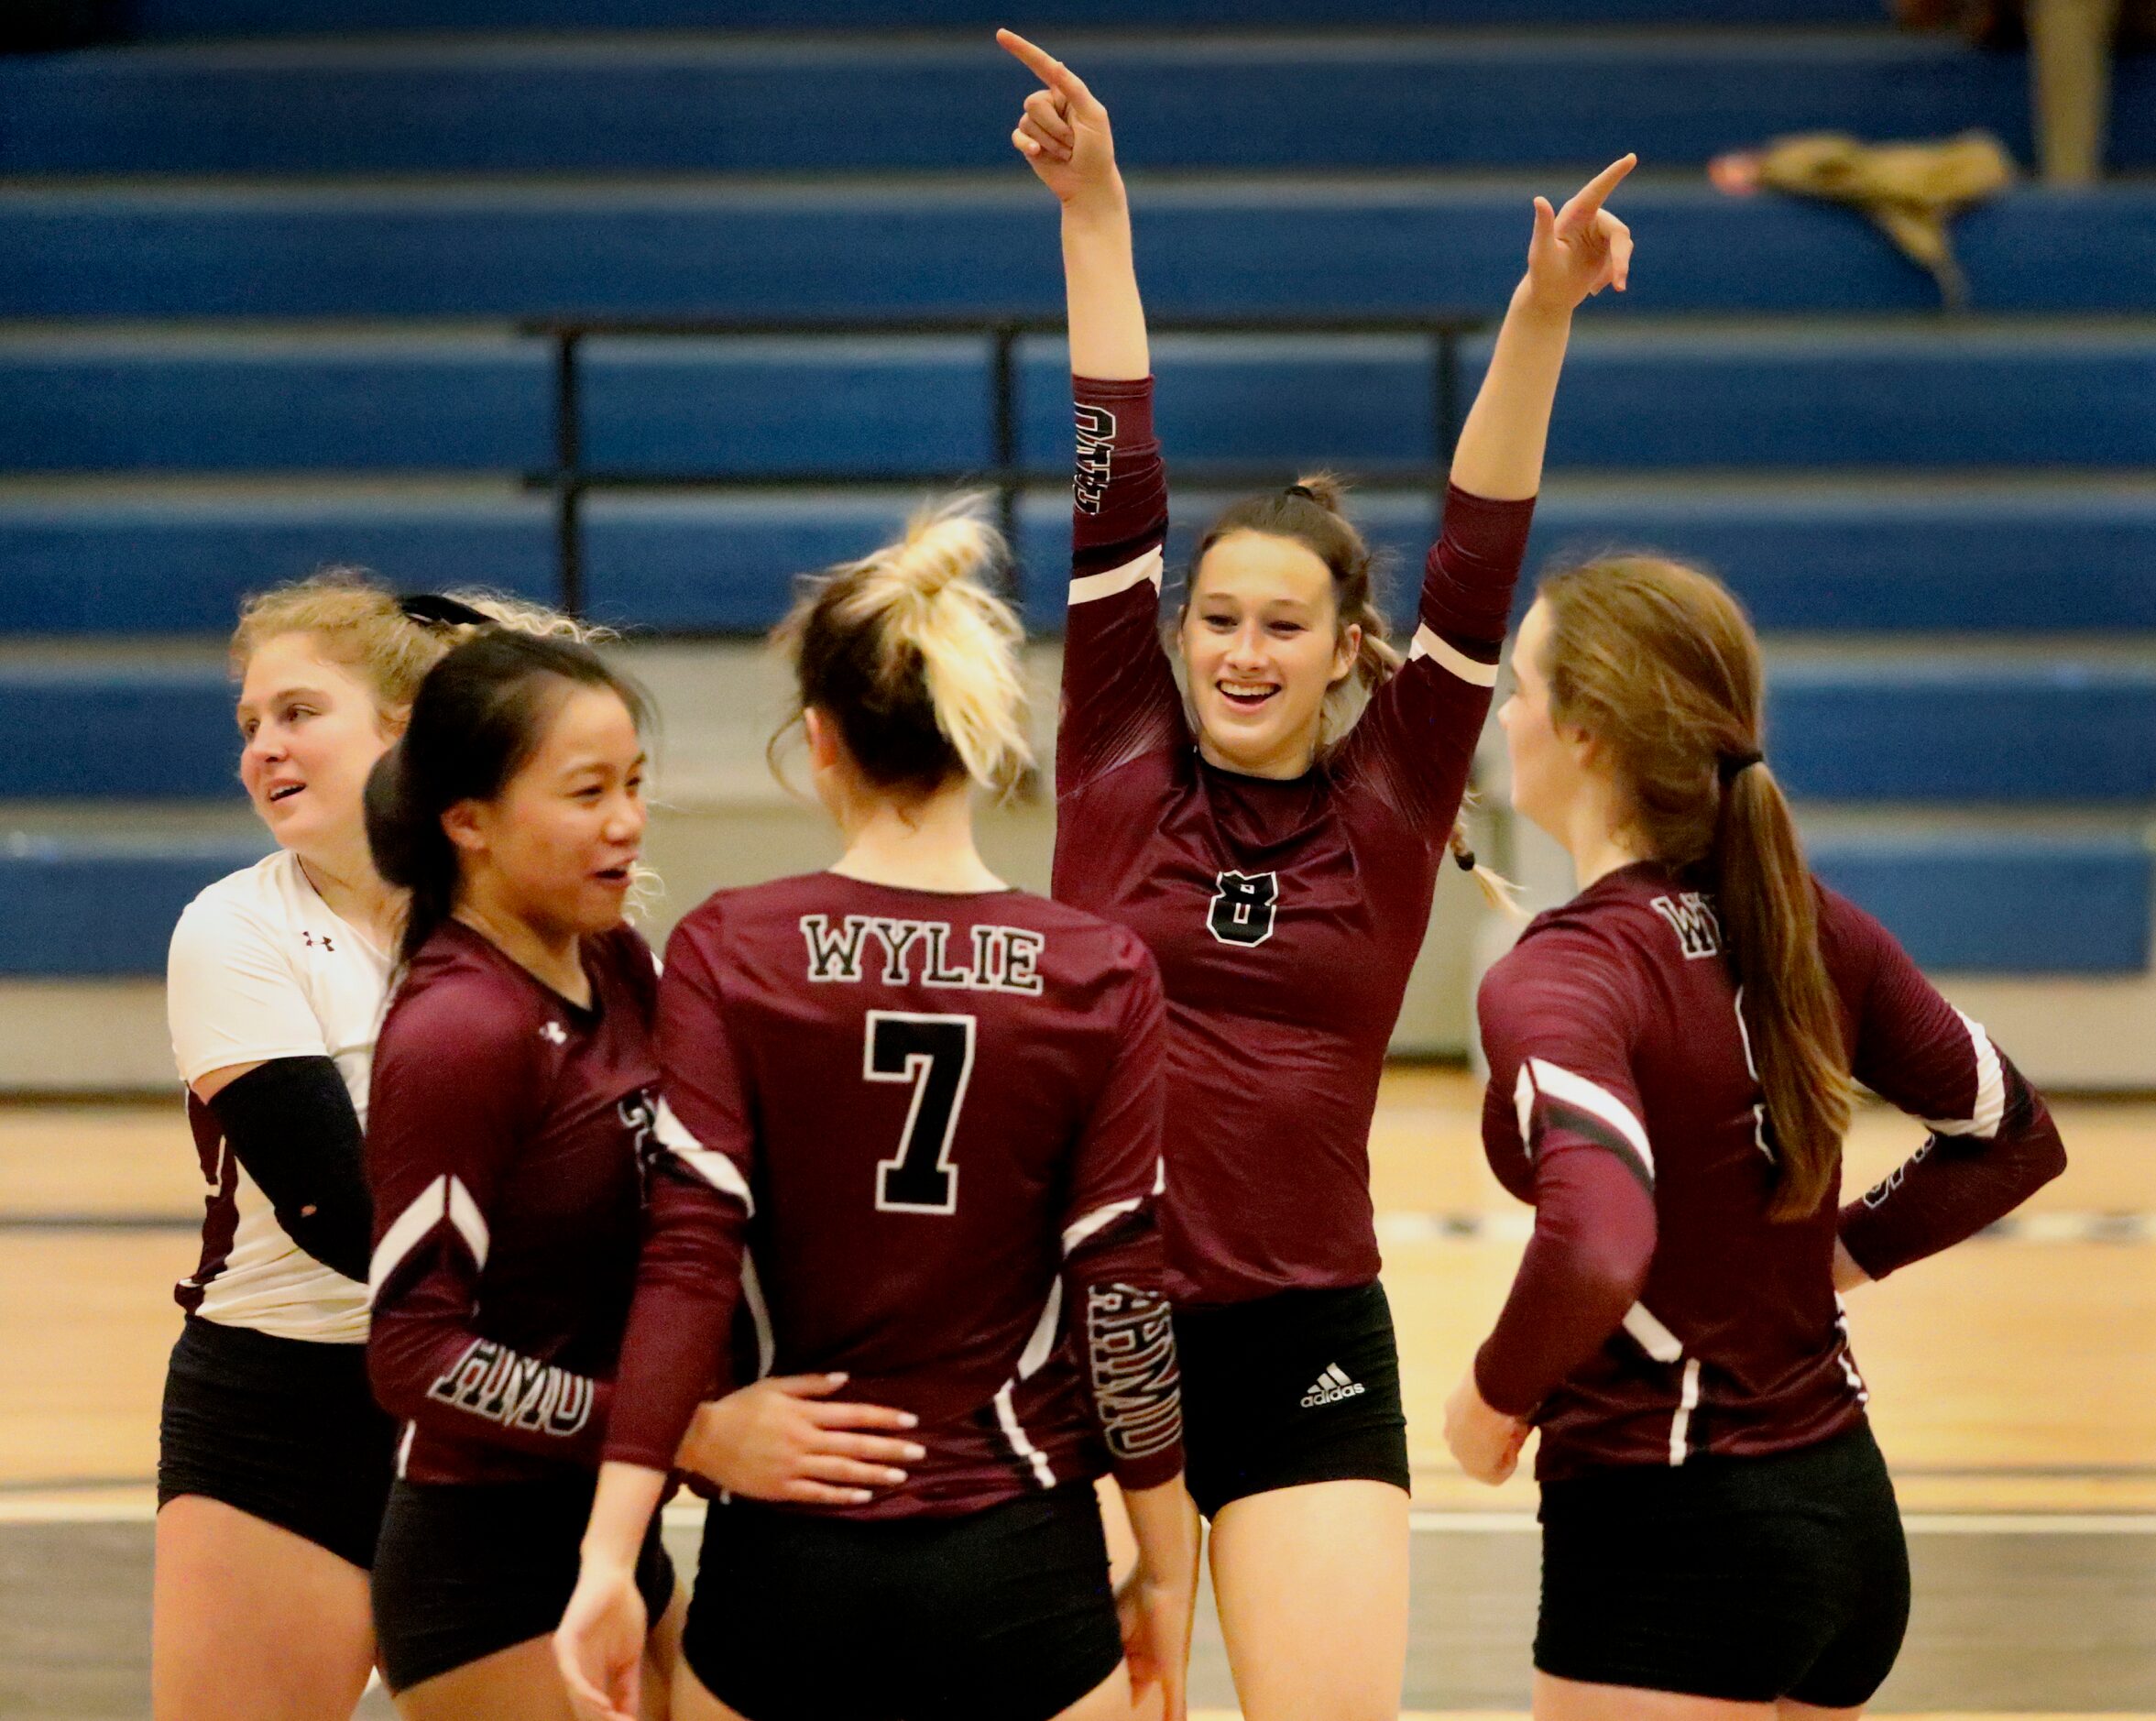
[1523,153,1638,314]
[674,1372,925,1506]
[1000,28,1123,210]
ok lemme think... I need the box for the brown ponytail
[1538,556,1851,1220]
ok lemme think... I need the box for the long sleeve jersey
[602,873,1183,1518]
[1474,862,2066,1480]
[1051,374,1536,1307]
[366,920,662,1486]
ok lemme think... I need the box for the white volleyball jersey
[166,850,391,1343]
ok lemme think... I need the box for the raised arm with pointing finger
[1007,30,1636,1717]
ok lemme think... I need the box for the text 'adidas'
[1300,1363,1366,1409]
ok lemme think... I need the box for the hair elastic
[1283,483,1317,501]
[1718,750,1765,785]
[397,592,495,629]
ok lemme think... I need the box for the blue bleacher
[0,835,273,978]
[0,495,556,634]
[0,335,550,473]
[16,330,2149,476]
[1767,663,2156,803]
[0,36,2067,176]
[1525,486,2156,634]
[1809,834,2152,973]
[9,184,2156,319]
[0,666,245,798]
[12,652,2143,806]
[114,1,1897,36]
[5,483,2153,640]
[3,5,2151,988]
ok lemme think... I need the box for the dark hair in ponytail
[365,630,650,968]
[1536,554,1852,1221]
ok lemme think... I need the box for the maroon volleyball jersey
[366,920,662,1486]
[602,874,1182,1519]
[1052,375,1535,1306]
[1475,862,2066,1481]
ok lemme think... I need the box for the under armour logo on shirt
[301,930,335,953]
[538,1021,567,1046]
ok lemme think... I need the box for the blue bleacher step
[1806,827,2152,974]
[1765,659,2156,804]
[0,333,551,473]
[116,1,1894,41]
[0,34,2067,176]
[8,182,2156,318]
[9,481,2156,640]
[0,817,2137,980]
[0,487,556,634]
[1012,329,2156,472]
[0,826,272,977]
[11,641,2151,804]
[19,326,2152,477]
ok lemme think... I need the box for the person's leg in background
[2029,0,2122,181]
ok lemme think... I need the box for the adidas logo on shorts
[1300,1363,1366,1409]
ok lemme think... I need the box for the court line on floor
[1376,1210,2156,1246]
[10,1208,2153,1241]
[5,1496,2152,1532]
[1409,1510,2156,1535]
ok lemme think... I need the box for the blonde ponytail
[777,493,1034,798]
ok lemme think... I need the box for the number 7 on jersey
[865,1011,977,1214]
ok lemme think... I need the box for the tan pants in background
[2029,0,2156,181]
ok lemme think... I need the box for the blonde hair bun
[779,493,1034,798]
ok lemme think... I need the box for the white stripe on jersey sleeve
[1407,622,1500,688]
[444,1175,490,1271]
[1923,1011,2007,1140]
[1069,547,1164,607]
[1622,1301,1685,1365]
[652,1096,755,1212]
[1017,1279,1064,1380]
[1527,1057,1656,1177]
[1669,1356,1702,1466]
[992,1379,1058,1489]
[368,1175,448,1305]
[1062,1197,1144,1257]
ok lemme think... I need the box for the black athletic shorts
[156,1313,397,1571]
[1174,1279,1410,1519]
[682,1483,1124,1721]
[371,1473,676,1694]
[1537,1420,1910,1706]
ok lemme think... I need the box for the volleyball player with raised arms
[1449,557,2067,1713]
[554,499,1197,1721]
[1002,30,1634,1717]
[157,575,594,1721]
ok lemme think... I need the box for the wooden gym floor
[2,1069,2151,1717]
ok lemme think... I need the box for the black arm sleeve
[208,1056,374,1283]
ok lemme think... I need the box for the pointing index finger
[996,27,1093,110]
[1558,152,1638,232]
